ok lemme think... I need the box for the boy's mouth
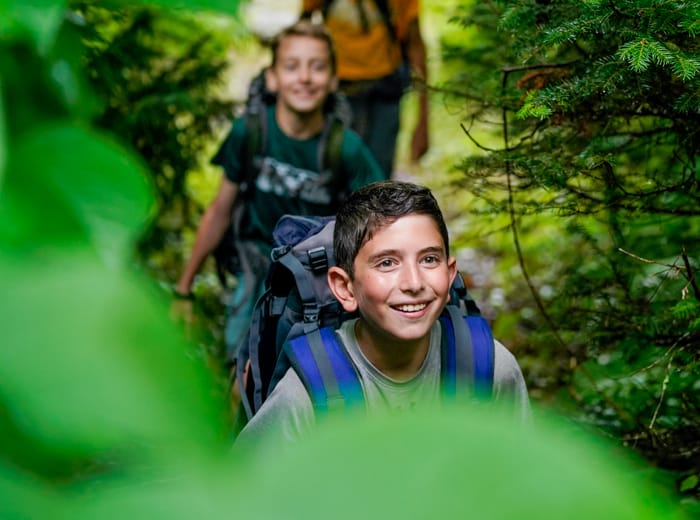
[394,303,428,313]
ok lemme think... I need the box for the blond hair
[270,19,337,73]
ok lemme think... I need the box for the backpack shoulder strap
[440,308,495,400]
[318,115,345,170]
[439,275,495,400]
[240,68,273,194]
[318,115,347,200]
[284,326,364,415]
[237,288,288,419]
[241,106,265,194]
[321,0,397,42]
[373,0,398,42]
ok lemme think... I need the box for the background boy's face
[347,213,457,348]
[266,35,337,116]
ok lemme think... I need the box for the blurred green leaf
[0,79,5,185]
[93,0,241,16]
[0,0,66,54]
[47,15,104,121]
[55,407,683,519]
[0,250,226,475]
[229,408,682,519]
[4,122,154,262]
[0,464,64,518]
[681,475,699,493]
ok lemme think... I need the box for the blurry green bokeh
[55,406,685,519]
[232,407,683,519]
[0,1,65,54]
[0,0,692,517]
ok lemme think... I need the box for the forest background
[1,0,698,517]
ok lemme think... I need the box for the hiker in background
[236,180,529,446]
[173,20,384,366]
[301,0,429,179]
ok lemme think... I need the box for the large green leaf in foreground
[61,407,685,519]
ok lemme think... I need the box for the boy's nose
[298,66,311,82]
[399,264,424,293]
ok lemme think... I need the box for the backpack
[235,214,496,424]
[308,0,411,99]
[318,0,397,41]
[212,69,353,294]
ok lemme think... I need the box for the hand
[169,289,196,338]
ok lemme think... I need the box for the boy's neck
[354,320,432,382]
[275,105,325,139]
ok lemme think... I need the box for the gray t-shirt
[236,319,530,446]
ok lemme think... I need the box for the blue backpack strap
[439,305,495,400]
[464,314,495,399]
[284,326,364,415]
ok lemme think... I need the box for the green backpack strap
[241,105,265,193]
[318,115,346,200]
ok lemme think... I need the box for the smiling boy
[236,180,530,445]
[174,21,383,365]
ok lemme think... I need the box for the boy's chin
[385,323,434,344]
[286,99,325,115]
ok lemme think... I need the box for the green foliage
[64,1,256,358]
[0,0,694,514]
[70,2,241,270]
[232,408,684,519]
[0,0,237,510]
[438,0,700,509]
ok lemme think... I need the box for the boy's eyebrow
[365,245,445,263]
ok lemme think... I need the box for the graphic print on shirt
[256,157,335,205]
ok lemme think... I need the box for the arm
[175,177,239,296]
[405,17,429,162]
[492,340,532,424]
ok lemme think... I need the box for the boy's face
[266,35,337,116]
[339,214,457,349]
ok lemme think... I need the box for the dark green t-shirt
[212,106,383,252]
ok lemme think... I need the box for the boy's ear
[264,66,278,93]
[447,256,458,286]
[327,266,358,313]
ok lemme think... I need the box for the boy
[237,180,529,444]
[174,21,383,362]
[301,0,430,178]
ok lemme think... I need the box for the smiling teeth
[397,303,427,312]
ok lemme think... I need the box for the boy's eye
[376,258,397,269]
[422,255,441,265]
[280,61,298,71]
[311,60,329,72]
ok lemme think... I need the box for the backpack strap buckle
[303,303,320,324]
[307,246,328,272]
